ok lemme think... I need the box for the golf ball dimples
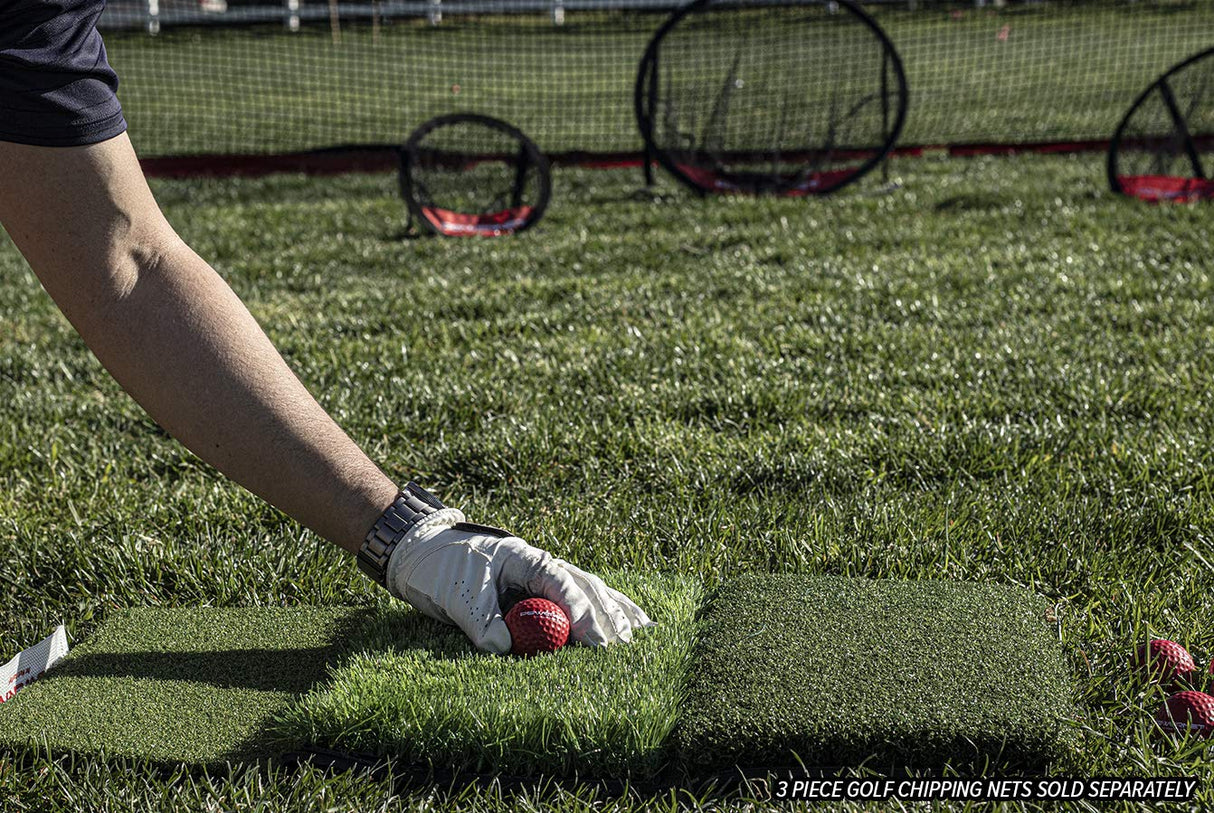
[505,598,570,657]
[1135,639,1197,684]
[1155,691,1214,738]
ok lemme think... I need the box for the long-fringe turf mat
[272,573,701,779]
[0,575,1074,777]
[674,575,1076,773]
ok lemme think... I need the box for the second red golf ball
[505,597,570,657]
[1155,691,1214,738]
[1134,639,1197,685]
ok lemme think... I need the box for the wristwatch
[356,482,447,586]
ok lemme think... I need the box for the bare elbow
[87,213,190,304]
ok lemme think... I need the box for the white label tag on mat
[0,625,69,703]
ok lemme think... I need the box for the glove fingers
[524,560,635,647]
[603,584,656,628]
[559,562,638,645]
[394,530,655,654]
[511,562,608,647]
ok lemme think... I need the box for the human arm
[0,133,651,650]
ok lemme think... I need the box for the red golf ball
[1134,639,1197,685]
[505,597,570,657]
[1155,691,1214,738]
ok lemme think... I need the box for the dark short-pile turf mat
[673,575,1076,773]
[0,606,369,769]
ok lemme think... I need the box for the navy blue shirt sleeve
[0,0,127,146]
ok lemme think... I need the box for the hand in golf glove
[385,507,654,654]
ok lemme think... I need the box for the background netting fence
[97,0,1214,162]
[868,1,1214,149]
[101,1,675,158]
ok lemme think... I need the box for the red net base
[421,206,535,237]
[1116,175,1214,203]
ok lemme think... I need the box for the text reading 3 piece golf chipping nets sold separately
[770,777,1199,802]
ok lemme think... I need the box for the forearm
[0,136,397,554]
[64,235,397,553]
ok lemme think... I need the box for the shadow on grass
[933,192,1009,212]
[0,607,504,783]
[48,647,344,693]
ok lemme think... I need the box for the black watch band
[356,482,447,586]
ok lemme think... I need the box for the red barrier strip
[944,139,1109,157]
[140,148,401,178]
[137,141,1121,181]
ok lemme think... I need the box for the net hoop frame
[399,112,553,236]
[1108,44,1214,203]
[633,0,909,198]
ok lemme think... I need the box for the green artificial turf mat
[675,575,1076,773]
[0,606,369,769]
[269,573,700,779]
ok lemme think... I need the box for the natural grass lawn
[0,152,1213,809]
[270,573,698,778]
[675,575,1074,773]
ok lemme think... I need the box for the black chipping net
[637,0,906,196]
[401,113,551,236]
[1109,47,1214,203]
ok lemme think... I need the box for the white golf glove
[385,508,654,654]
